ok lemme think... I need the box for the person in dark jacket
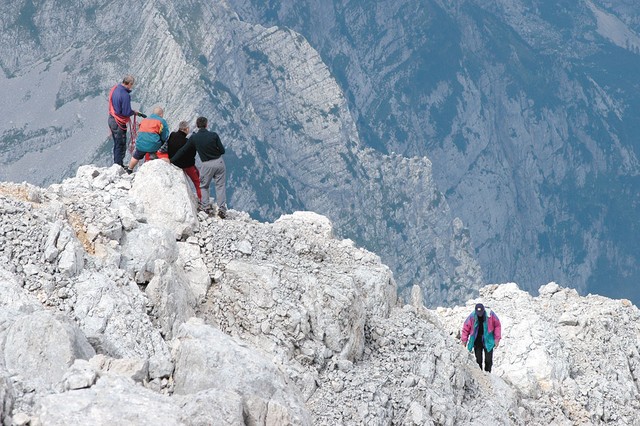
[108,75,144,167]
[461,303,502,372]
[173,116,227,218]
[157,121,202,201]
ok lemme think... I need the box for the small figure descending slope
[461,303,502,372]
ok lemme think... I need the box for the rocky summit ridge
[0,161,639,425]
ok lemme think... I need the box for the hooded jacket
[461,309,501,352]
[135,114,169,153]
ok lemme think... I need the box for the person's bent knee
[132,149,147,160]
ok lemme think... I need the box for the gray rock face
[172,318,311,425]
[119,225,180,284]
[129,161,199,240]
[72,270,170,359]
[145,260,197,340]
[197,210,398,386]
[4,310,95,391]
[176,240,210,304]
[62,359,98,391]
[35,375,184,426]
[0,267,42,316]
[0,164,639,425]
[174,389,245,426]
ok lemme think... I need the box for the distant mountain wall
[226,0,640,304]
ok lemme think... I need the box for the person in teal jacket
[126,106,170,173]
[461,303,502,372]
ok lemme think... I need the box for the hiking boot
[217,209,227,219]
[125,167,134,175]
[198,203,213,213]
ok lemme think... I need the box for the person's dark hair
[196,116,208,128]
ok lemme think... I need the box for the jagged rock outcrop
[129,160,199,240]
[437,282,640,424]
[172,318,310,424]
[0,163,638,425]
[4,310,95,392]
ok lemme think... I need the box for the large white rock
[54,224,85,277]
[274,211,334,239]
[352,265,397,318]
[300,271,366,360]
[173,389,245,426]
[3,310,95,390]
[145,260,197,339]
[72,270,170,360]
[172,318,311,425]
[492,284,571,396]
[0,267,42,315]
[119,224,178,283]
[176,240,211,304]
[130,160,198,240]
[34,375,182,425]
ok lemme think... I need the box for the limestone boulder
[172,318,311,425]
[130,160,198,240]
[72,270,170,361]
[176,240,211,304]
[3,310,95,390]
[34,375,181,425]
[174,389,245,426]
[119,224,178,283]
[145,260,197,339]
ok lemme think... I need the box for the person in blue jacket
[125,106,169,173]
[108,75,144,166]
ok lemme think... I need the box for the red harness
[108,85,130,129]
[108,84,138,151]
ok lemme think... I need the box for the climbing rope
[128,114,138,154]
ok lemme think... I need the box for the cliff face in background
[226,0,640,303]
[0,0,482,306]
[1,0,640,305]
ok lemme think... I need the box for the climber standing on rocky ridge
[156,120,202,201]
[461,303,501,372]
[108,75,145,167]
[125,106,170,174]
[172,116,227,219]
